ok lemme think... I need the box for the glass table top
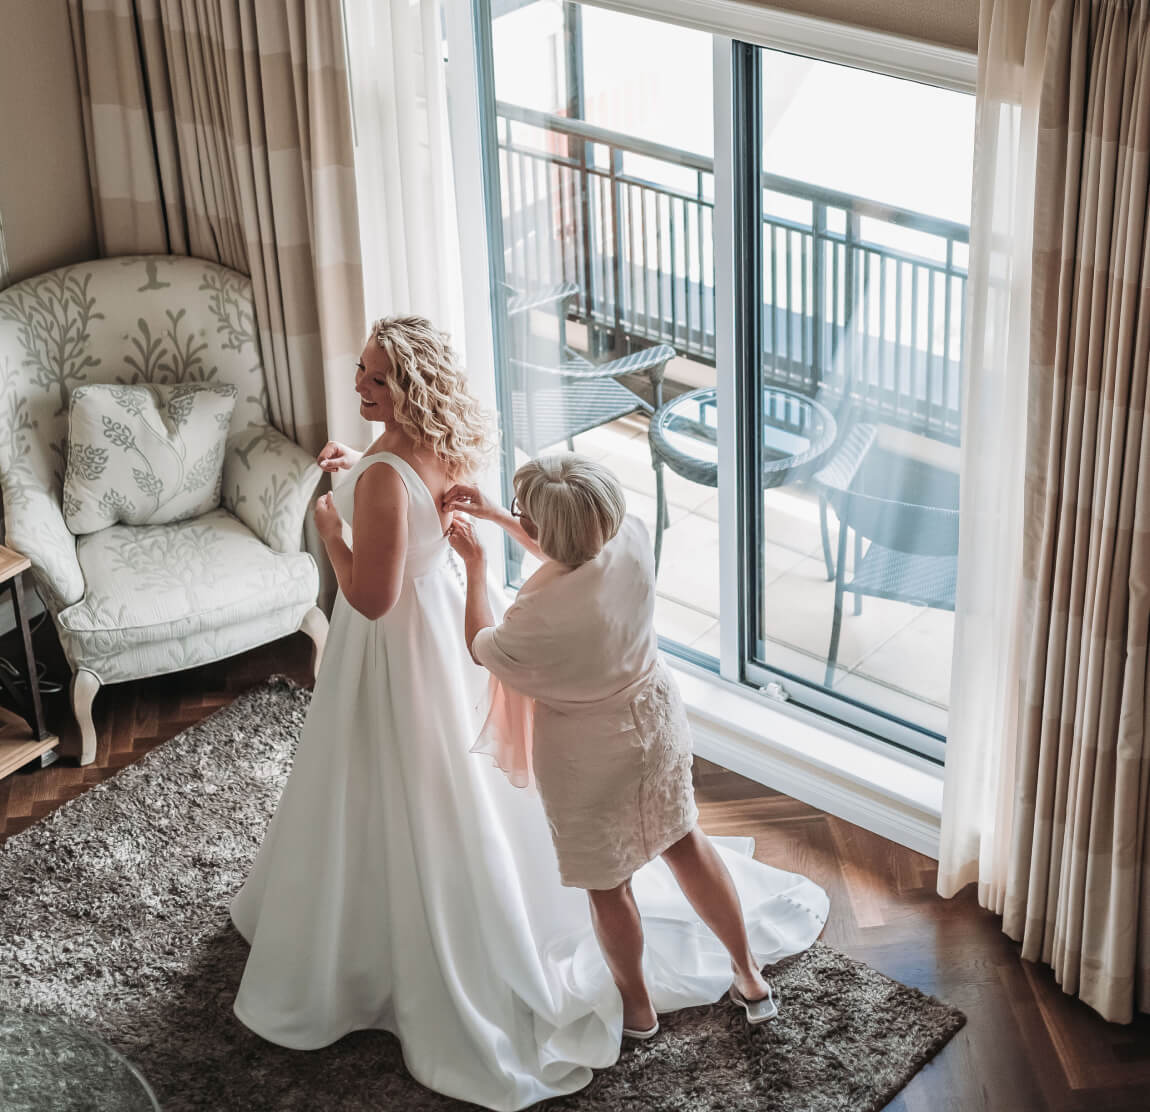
[0,1008,160,1112]
[649,385,837,487]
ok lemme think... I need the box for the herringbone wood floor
[2,623,1149,1111]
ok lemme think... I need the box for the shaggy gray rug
[0,677,964,1111]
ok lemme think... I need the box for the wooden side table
[0,545,58,778]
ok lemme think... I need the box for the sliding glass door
[739,47,972,757]
[468,0,974,759]
[475,0,722,649]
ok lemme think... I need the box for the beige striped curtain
[1005,0,1150,1024]
[942,0,1150,1026]
[67,0,365,453]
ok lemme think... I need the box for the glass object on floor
[0,1007,161,1112]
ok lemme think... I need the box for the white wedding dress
[230,452,830,1111]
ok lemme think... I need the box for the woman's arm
[462,556,495,665]
[314,465,408,619]
[491,503,546,563]
[442,483,545,562]
[447,517,495,662]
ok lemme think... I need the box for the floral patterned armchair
[0,256,327,763]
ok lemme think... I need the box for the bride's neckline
[360,448,431,491]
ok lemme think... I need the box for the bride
[230,316,828,1111]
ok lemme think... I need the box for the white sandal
[622,1020,660,1040]
[728,982,778,1024]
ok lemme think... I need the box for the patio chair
[816,419,878,581]
[814,438,959,687]
[504,281,675,457]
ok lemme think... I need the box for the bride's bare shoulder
[353,457,409,507]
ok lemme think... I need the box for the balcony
[497,101,967,736]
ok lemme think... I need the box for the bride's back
[362,439,457,538]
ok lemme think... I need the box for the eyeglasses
[510,497,523,519]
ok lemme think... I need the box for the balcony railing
[496,100,969,444]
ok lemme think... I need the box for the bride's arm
[442,483,545,562]
[314,465,408,620]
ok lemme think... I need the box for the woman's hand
[442,483,493,520]
[448,517,486,570]
[316,441,360,473]
[313,492,343,544]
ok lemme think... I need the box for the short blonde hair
[370,316,492,480]
[513,454,626,567]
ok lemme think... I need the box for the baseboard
[674,669,943,861]
[690,719,941,858]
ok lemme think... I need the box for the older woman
[446,455,826,1037]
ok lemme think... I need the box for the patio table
[648,385,837,568]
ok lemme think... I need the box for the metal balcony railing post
[844,210,859,403]
[609,146,626,350]
[577,145,596,350]
[697,169,707,357]
[811,203,825,395]
[563,2,593,335]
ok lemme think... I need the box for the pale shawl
[471,516,658,787]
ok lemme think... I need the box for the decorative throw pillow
[63,383,238,535]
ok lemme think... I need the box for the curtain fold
[67,0,365,454]
[938,0,1052,910]
[941,0,1150,1024]
[1006,0,1150,1024]
[342,0,465,351]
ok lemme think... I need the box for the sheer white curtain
[936,0,1054,904]
[343,0,465,421]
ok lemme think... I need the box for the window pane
[487,0,720,659]
[753,50,974,739]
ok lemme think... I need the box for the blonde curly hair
[369,316,492,480]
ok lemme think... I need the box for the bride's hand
[442,483,492,519]
[447,518,485,569]
[317,441,360,472]
[313,492,342,543]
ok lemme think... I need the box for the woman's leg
[660,826,771,1001]
[586,879,657,1030]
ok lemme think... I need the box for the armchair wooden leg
[70,669,100,766]
[300,606,329,685]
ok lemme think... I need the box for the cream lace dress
[473,516,698,889]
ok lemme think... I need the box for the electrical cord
[0,611,64,697]
[0,656,64,696]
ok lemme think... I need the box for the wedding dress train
[230,451,829,1111]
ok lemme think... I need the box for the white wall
[749,0,977,53]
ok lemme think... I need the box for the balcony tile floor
[562,414,954,736]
